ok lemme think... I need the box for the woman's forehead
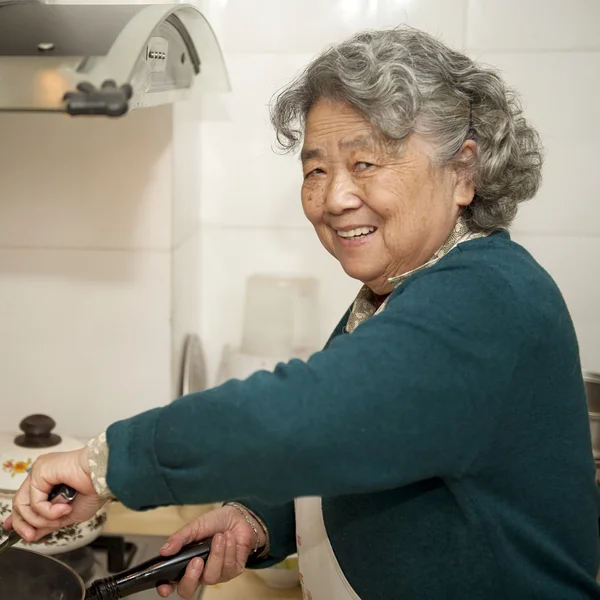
[301,132,379,162]
[305,99,370,131]
[302,100,382,155]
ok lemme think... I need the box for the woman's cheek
[317,226,337,257]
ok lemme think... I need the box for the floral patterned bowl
[0,414,107,555]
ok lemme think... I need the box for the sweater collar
[345,218,489,334]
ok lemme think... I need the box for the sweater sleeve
[105,254,518,509]
[233,499,297,568]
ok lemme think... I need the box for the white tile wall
[171,96,204,397]
[198,54,312,229]
[467,0,600,51]
[469,52,600,237]
[0,247,171,437]
[172,95,203,247]
[172,231,201,396]
[194,0,600,379]
[0,106,180,436]
[0,107,173,251]
[199,0,468,54]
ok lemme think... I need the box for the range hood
[0,1,229,117]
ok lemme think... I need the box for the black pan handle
[0,485,76,553]
[85,541,212,599]
[48,484,77,503]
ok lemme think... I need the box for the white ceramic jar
[0,414,106,555]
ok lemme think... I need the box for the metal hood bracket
[0,1,230,117]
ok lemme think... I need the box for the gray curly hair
[270,27,543,232]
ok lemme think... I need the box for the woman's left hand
[3,447,107,542]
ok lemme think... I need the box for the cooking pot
[0,414,106,555]
[584,372,600,458]
[0,541,213,599]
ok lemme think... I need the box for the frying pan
[0,541,212,599]
[0,484,217,599]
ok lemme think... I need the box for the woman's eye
[355,162,374,171]
[305,168,324,179]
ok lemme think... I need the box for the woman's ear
[453,139,477,207]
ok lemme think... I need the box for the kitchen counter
[104,502,216,536]
[203,571,302,600]
[104,503,302,599]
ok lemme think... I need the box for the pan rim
[4,546,86,598]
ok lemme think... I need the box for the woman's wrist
[225,502,270,558]
[77,446,91,475]
[86,432,117,501]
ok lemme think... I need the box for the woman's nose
[324,174,363,215]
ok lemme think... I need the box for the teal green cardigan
[106,232,600,599]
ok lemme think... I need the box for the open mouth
[336,226,377,239]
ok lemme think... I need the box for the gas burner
[91,534,137,573]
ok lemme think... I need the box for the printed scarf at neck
[345,218,489,334]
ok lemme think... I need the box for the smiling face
[301,99,476,294]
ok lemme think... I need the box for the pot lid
[0,415,83,493]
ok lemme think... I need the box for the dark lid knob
[14,414,62,448]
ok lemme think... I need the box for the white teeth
[337,226,376,239]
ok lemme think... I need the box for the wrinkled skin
[5,448,105,541]
[300,99,476,294]
[156,505,264,599]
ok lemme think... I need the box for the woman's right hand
[157,504,267,599]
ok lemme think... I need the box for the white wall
[465,0,600,375]
[0,0,598,440]
[0,108,175,437]
[193,0,600,381]
[465,0,600,376]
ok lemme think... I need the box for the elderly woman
[5,27,600,599]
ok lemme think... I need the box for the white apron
[295,497,361,600]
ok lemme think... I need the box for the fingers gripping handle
[86,541,212,599]
[0,484,77,555]
[48,484,77,503]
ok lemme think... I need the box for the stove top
[55,534,205,600]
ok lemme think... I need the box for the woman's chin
[340,262,381,287]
